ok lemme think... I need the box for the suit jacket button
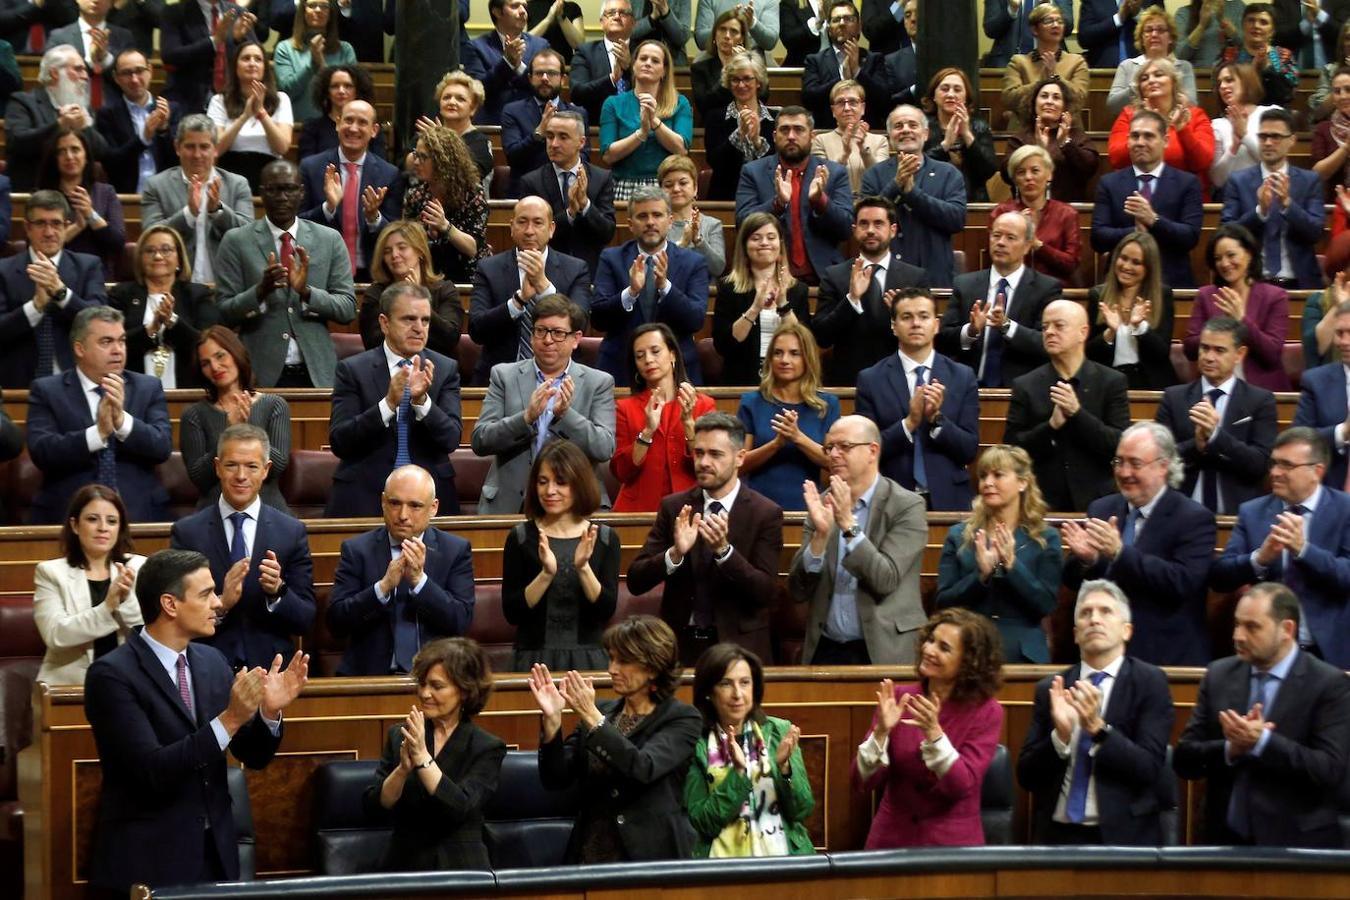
[281,332,290,340]
[616,814,625,825]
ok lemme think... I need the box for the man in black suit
[327,283,463,518]
[1005,299,1131,512]
[860,0,912,55]
[0,0,76,53]
[106,0,163,53]
[627,412,783,665]
[1018,579,1175,845]
[1062,422,1217,666]
[859,0,918,110]
[169,424,316,669]
[159,0,265,113]
[518,110,615,278]
[939,210,1061,387]
[85,548,307,895]
[1174,582,1350,848]
[467,196,593,385]
[97,49,182,194]
[812,195,927,386]
[3,43,108,191]
[500,48,588,197]
[1156,316,1278,515]
[802,0,871,131]
[568,0,635,124]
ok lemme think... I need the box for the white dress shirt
[142,292,179,390]
[1190,374,1236,510]
[183,167,220,285]
[76,368,135,453]
[1050,653,1126,826]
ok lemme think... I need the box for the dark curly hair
[602,615,682,703]
[411,637,494,720]
[916,608,1004,705]
[312,62,376,117]
[1021,75,1079,127]
[692,643,766,731]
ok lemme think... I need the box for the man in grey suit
[788,414,927,665]
[472,294,616,513]
[141,114,254,287]
[216,159,356,389]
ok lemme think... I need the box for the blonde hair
[1133,56,1187,112]
[1132,6,1178,53]
[436,70,485,115]
[960,445,1050,550]
[633,39,679,118]
[756,321,828,417]
[1006,143,1054,181]
[369,220,444,285]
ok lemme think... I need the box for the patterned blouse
[402,177,490,283]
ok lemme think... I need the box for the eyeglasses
[828,14,858,24]
[532,326,576,342]
[1268,458,1319,472]
[832,97,862,107]
[822,440,870,455]
[116,66,150,77]
[142,245,177,258]
[600,9,633,18]
[532,69,563,78]
[1110,456,1163,471]
[729,75,759,85]
[1038,17,1064,26]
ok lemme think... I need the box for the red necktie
[28,23,45,54]
[89,58,103,110]
[280,230,295,274]
[787,166,809,277]
[341,162,359,271]
[211,4,227,93]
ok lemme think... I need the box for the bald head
[338,100,379,157]
[511,195,556,251]
[1041,299,1088,360]
[823,414,882,493]
[383,465,439,541]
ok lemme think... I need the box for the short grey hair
[217,423,271,460]
[627,186,671,213]
[721,50,768,90]
[177,113,218,143]
[1121,421,1184,489]
[71,306,124,344]
[1074,579,1133,624]
[380,281,431,317]
[39,44,81,83]
[549,109,586,137]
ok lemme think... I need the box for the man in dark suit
[500,48,588,197]
[567,0,635,124]
[85,548,307,895]
[327,283,463,518]
[812,197,928,386]
[159,0,266,113]
[857,287,980,512]
[465,0,550,125]
[1005,299,1131,512]
[0,0,75,52]
[859,0,910,55]
[1174,582,1350,847]
[1077,0,1164,67]
[802,0,871,131]
[96,49,182,194]
[1091,109,1203,288]
[939,210,1060,387]
[1293,300,1350,488]
[735,106,854,287]
[860,104,967,288]
[1062,422,1217,666]
[628,412,783,664]
[983,0,1075,66]
[27,306,172,524]
[0,190,104,389]
[1211,428,1350,669]
[468,196,593,386]
[107,0,164,54]
[859,9,918,112]
[298,99,401,282]
[169,424,315,669]
[591,186,709,385]
[1273,0,1350,68]
[3,43,109,191]
[1017,579,1174,845]
[326,464,475,676]
[1220,109,1325,290]
[1157,316,1278,515]
[518,109,615,278]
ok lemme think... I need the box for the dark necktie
[176,653,196,722]
[559,169,574,207]
[92,386,117,489]
[980,279,1009,388]
[391,556,419,673]
[639,255,657,322]
[1263,185,1285,278]
[1121,506,1140,548]
[912,365,929,490]
[1137,173,1154,201]
[692,500,726,629]
[228,510,249,564]
[1226,670,1273,838]
[211,3,227,93]
[1065,670,1110,823]
[395,359,412,468]
[36,308,55,377]
[1203,388,1225,512]
[1282,504,1308,598]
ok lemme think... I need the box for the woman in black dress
[297,63,387,159]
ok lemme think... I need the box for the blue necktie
[1121,506,1140,548]
[559,169,574,207]
[912,365,929,490]
[1226,670,1273,838]
[1117,0,1129,63]
[1263,190,1285,279]
[395,359,412,468]
[980,279,1009,388]
[639,255,657,322]
[534,369,560,458]
[228,511,249,564]
[392,578,420,674]
[1065,670,1110,823]
[92,386,117,489]
[1202,388,1225,512]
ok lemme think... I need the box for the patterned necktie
[639,255,657,322]
[176,653,196,722]
[1137,173,1154,201]
[1065,670,1110,823]
[1121,505,1140,548]
[92,386,118,489]
[211,3,227,93]
[560,169,574,207]
[228,510,249,564]
[1203,388,1225,512]
[35,308,55,377]
[341,161,360,271]
[981,279,1009,388]
[395,359,412,468]
[912,365,929,490]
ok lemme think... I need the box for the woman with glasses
[702,49,776,201]
[1001,5,1087,131]
[402,125,490,283]
[1106,7,1198,117]
[599,39,693,200]
[359,221,462,356]
[274,0,357,122]
[811,79,889,194]
[922,67,998,202]
[1085,232,1176,391]
[207,41,294,191]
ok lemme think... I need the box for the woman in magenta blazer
[853,608,1005,848]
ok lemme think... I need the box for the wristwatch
[842,523,862,540]
[417,757,435,770]
[1091,723,1113,744]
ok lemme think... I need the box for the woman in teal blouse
[274,0,358,122]
[599,39,693,200]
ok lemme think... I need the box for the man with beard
[627,412,783,664]
[500,48,588,197]
[4,43,108,191]
[96,49,183,194]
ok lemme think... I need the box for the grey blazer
[788,475,927,664]
[214,218,357,388]
[32,554,146,686]
[668,215,726,279]
[141,167,255,281]
[470,359,617,514]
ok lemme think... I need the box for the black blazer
[568,39,628,125]
[1156,378,1278,515]
[0,248,107,388]
[1084,285,1178,391]
[363,718,506,871]
[1018,656,1175,846]
[703,103,777,201]
[802,44,875,130]
[938,267,1062,387]
[501,520,619,651]
[107,0,165,53]
[518,161,616,278]
[1004,359,1131,512]
[95,95,184,193]
[778,0,827,65]
[858,45,918,115]
[539,694,701,862]
[710,278,810,386]
[1175,651,1350,848]
[159,0,266,113]
[0,0,76,53]
[812,253,929,386]
[109,280,218,388]
[3,88,109,191]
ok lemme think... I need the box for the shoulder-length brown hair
[692,642,765,731]
[36,125,96,191]
[1021,76,1080,127]
[917,608,1004,705]
[289,0,342,49]
[522,439,602,521]
[1210,60,1264,107]
[922,66,975,115]
[223,41,280,118]
[196,324,256,401]
[133,224,192,284]
[1097,231,1164,330]
[959,445,1050,550]
[727,212,796,295]
[602,615,682,703]
[369,220,444,285]
[62,485,135,568]
[411,637,494,720]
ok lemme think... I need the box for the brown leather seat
[449,447,490,514]
[5,452,40,526]
[696,337,723,386]
[575,336,602,369]
[156,451,201,520]
[456,334,482,385]
[279,449,340,519]
[331,332,366,362]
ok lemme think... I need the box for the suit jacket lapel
[65,372,96,428]
[131,633,198,728]
[207,508,232,580]
[65,563,90,616]
[886,355,911,411]
[253,219,275,265]
[1106,658,1135,726]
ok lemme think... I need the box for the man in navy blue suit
[566,0,635,124]
[1293,300,1350,488]
[735,105,854,287]
[327,283,463,518]
[1091,109,1202,288]
[85,548,308,894]
[465,0,550,125]
[592,185,709,385]
[1211,428,1350,669]
[0,190,104,388]
[1076,0,1165,67]
[856,287,979,511]
[27,306,172,524]
[298,99,401,282]
[468,196,593,385]
[1220,109,1325,290]
[1062,422,1216,667]
[499,48,588,197]
[170,424,315,670]
[96,49,183,194]
[326,464,475,676]
[517,109,616,278]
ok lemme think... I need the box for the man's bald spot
[993,210,1030,240]
[385,464,437,500]
[832,414,881,445]
[514,195,554,224]
[344,99,377,122]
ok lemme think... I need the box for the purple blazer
[1183,281,1292,392]
[853,683,1003,848]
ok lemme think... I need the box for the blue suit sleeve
[412,537,475,635]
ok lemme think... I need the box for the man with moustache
[500,48,588,197]
[4,43,108,191]
[568,0,636,124]
[518,109,616,277]
[49,0,134,106]
[97,49,182,194]
[628,412,783,664]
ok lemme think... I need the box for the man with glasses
[96,49,182,194]
[1293,301,1350,489]
[501,48,588,198]
[569,0,636,123]
[1005,299,1130,512]
[4,43,108,191]
[466,0,551,125]
[473,294,616,514]
[519,109,616,278]
[1212,428,1350,668]
[803,0,872,130]
[1220,108,1325,289]
[789,414,927,665]
[1062,422,1216,666]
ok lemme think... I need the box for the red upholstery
[157,451,201,519]
[575,336,602,369]
[450,448,491,514]
[278,450,340,519]
[1283,342,1306,390]
[696,337,723,386]
[331,332,366,362]
[491,165,511,199]
[456,334,482,385]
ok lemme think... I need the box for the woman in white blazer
[33,486,146,685]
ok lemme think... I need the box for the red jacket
[610,389,717,512]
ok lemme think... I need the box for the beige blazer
[33,555,146,685]
[810,129,891,194]
[1001,52,1090,131]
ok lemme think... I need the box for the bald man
[1005,300,1131,512]
[326,465,476,676]
[468,195,593,385]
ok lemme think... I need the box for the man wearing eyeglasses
[1212,427,1350,669]
[473,294,616,514]
[803,0,871,130]
[1061,421,1217,666]
[500,48,588,198]
[569,0,637,124]
[97,50,183,194]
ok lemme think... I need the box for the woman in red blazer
[611,324,716,512]
[853,608,1005,848]
[992,144,1082,286]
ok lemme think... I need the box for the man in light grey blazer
[471,294,616,513]
[215,159,357,389]
[141,114,254,287]
[788,414,927,665]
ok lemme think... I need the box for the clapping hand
[1059,519,1099,565]
[322,163,344,211]
[899,691,943,742]
[105,561,135,612]
[260,252,289,298]
[671,504,701,562]
[872,678,903,739]
[538,531,558,575]
[769,408,801,445]
[286,246,311,295]
[720,723,748,773]
[257,549,283,595]
[972,528,999,580]
[807,165,827,203]
[1047,380,1079,428]
[676,381,698,422]
[559,670,599,724]
[220,557,250,612]
[574,523,599,569]
[362,185,387,224]
[774,723,801,774]
[529,663,567,726]
[894,152,920,192]
[1189,395,1220,448]
[260,651,309,719]
[400,705,430,765]
[567,166,589,217]
[696,504,730,557]
[1213,285,1247,321]
[1219,704,1271,756]
[1048,675,1079,742]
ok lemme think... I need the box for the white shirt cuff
[23,300,42,328]
[664,547,683,574]
[920,732,959,778]
[855,729,890,778]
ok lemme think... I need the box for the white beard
[49,71,91,112]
